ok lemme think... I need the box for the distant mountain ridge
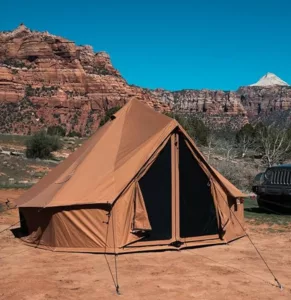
[153,72,291,127]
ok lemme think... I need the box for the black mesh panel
[179,136,218,238]
[139,140,172,241]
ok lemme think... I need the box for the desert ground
[0,189,291,300]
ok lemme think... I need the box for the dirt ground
[0,190,291,300]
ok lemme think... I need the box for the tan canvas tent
[15,99,246,254]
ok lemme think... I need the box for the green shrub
[165,112,209,146]
[26,131,62,159]
[25,85,34,97]
[3,58,25,68]
[0,182,34,190]
[99,106,121,127]
[187,117,209,146]
[68,130,82,137]
[236,123,256,143]
[53,113,60,119]
[47,125,66,136]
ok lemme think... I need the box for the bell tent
[16,99,246,253]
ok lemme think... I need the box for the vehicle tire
[257,196,265,210]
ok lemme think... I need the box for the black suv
[252,164,291,213]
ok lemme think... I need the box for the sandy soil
[0,190,291,300]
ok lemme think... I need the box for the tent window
[132,182,152,232]
[179,136,218,238]
[139,140,172,241]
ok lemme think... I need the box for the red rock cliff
[0,24,169,135]
[4,25,287,135]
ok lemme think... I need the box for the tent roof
[17,99,177,207]
[16,99,245,208]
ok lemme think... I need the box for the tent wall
[180,134,245,243]
[20,205,116,252]
[210,181,245,242]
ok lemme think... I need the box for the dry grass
[209,158,263,192]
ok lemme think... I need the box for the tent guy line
[206,175,283,290]
[184,250,290,292]
[103,205,121,295]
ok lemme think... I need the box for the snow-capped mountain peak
[250,72,289,87]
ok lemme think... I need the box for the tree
[187,116,209,146]
[26,131,62,159]
[165,112,209,146]
[256,124,291,167]
[236,124,256,158]
[206,129,216,161]
[215,130,237,161]
[99,106,121,127]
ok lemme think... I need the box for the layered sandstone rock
[1,25,290,135]
[153,88,245,114]
[152,89,248,129]
[0,24,168,135]
[154,77,291,128]
[237,86,291,118]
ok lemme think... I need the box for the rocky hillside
[1,24,291,135]
[238,85,291,118]
[0,24,169,135]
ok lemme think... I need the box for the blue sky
[1,0,291,91]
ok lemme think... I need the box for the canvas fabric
[16,99,246,253]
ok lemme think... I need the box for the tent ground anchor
[275,278,283,291]
[116,284,121,295]
[170,241,183,248]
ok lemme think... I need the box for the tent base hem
[19,234,245,254]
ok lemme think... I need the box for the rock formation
[237,85,291,117]
[152,89,248,129]
[154,73,291,128]
[0,25,290,134]
[0,24,169,135]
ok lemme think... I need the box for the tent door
[128,131,219,249]
[177,134,219,241]
[138,139,174,243]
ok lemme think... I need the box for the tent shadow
[244,207,272,215]
[244,206,291,215]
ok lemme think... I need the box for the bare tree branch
[257,124,291,167]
